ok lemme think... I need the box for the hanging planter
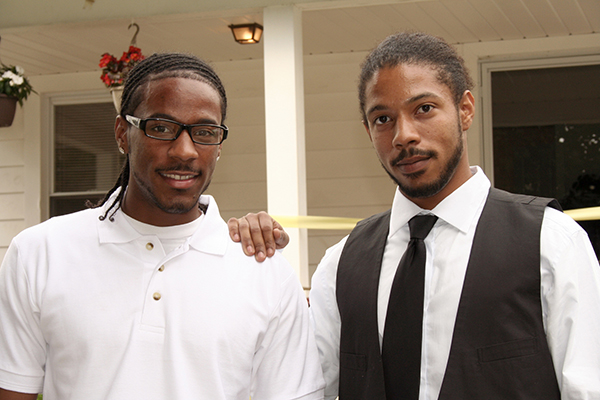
[99,23,144,113]
[1,35,36,127]
[0,94,18,127]
[1,36,35,127]
[110,86,124,112]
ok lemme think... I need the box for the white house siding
[206,59,269,221]
[304,52,395,278]
[0,108,26,262]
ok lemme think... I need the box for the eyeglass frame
[125,115,228,145]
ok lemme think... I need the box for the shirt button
[153,292,161,301]
[158,265,165,272]
[146,242,154,251]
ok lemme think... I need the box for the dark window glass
[492,64,600,256]
[51,102,123,217]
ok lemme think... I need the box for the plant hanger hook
[128,23,140,47]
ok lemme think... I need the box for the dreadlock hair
[358,31,474,122]
[93,52,227,222]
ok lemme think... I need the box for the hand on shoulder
[227,212,290,262]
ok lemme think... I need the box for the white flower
[1,71,24,86]
[1,64,34,103]
[9,75,24,86]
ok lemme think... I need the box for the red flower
[98,46,145,88]
[127,46,144,61]
[99,53,117,68]
[100,73,113,86]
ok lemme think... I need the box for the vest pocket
[340,352,367,371]
[477,337,538,363]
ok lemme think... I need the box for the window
[482,58,600,255]
[49,97,124,217]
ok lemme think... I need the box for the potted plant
[99,46,144,111]
[0,64,35,127]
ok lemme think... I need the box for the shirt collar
[97,188,141,244]
[389,166,491,237]
[97,190,228,256]
[186,194,228,256]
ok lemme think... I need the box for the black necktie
[382,214,438,400]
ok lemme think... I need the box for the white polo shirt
[0,192,325,400]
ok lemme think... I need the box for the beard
[131,167,208,215]
[383,124,464,199]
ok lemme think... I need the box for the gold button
[158,265,165,272]
[146,242,154,251]
[153,292,161,301]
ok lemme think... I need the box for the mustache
[156,164,202,175]
[392,147,437,166]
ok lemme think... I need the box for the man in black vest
[229,32,600,399]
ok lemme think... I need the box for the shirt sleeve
[540,207,600,399]
[309,236,347,400]
[0,239,46,394]
[251,259,325,400]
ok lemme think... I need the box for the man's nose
[392,118,420,148]
[169,129,200,160]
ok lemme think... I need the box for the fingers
[227,217,242,243]
[227,216,256,257]
[272,220,290,249]
[227,212,290,262]
[254,211,276,261]
[230,212,271,262]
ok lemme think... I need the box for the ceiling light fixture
[228,23,263,44]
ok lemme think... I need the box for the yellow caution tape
[273,206,600,231]
[564,206,600,221]
[272,215,361,230]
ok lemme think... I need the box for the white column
[262,5,309,287]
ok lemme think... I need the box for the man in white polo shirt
[0,52,325,400]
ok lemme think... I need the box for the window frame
[42,91,115,220]
[479,54,600,187]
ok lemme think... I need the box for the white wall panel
[305,120,370,151]
[0,167,24,193]
[0,140,24,167]
[0,220,26,248]
[0,194,25,220]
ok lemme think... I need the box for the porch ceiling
[0,0,598,77]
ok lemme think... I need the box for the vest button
[153,292,161,301]
[146,242,154,251]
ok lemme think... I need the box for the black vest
[336,188,562,399]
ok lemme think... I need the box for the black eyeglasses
[126,115,228,145]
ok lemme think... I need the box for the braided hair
[358,31,473,122]
[94,52,227,221]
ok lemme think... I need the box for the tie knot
[408,214,438,240]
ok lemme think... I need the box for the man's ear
[115,115,129,154]
[459,90,475,132]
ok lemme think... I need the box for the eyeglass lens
[145,119,224,144]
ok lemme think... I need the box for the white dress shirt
[310,166,600,400]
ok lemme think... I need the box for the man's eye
[417,104,433,114]
[193,128,217,137]
[151,124,172,134]
[374,116,390,125]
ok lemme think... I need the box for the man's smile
[160,172,199,181]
